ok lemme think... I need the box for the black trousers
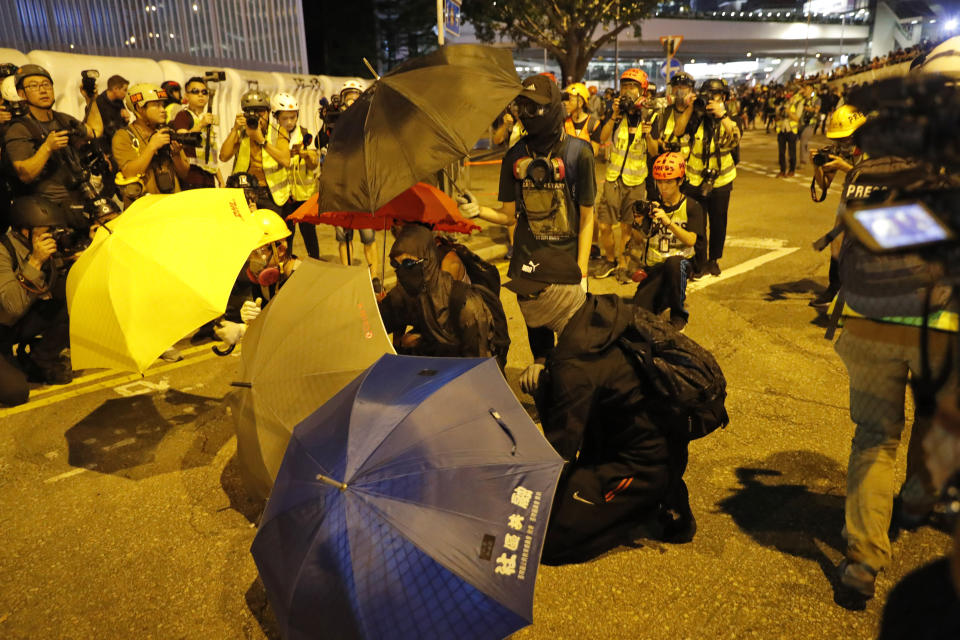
[685,182,732,265]
[631,256,690,320]
[777,131,798,173]
[282,200,320,259]
[0,299,69,406]
[541,457,670,565]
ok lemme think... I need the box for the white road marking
[725,237,789,250]
[43,465,96,484]
[101,437,137,452]
[688,247,799,292]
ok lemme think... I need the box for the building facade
[0,0,308,73]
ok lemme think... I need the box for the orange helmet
[620,68,649,90]
[539,71,557,83]
[652,152,686,180]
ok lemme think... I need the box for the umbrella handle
[212,343,236,357]
[489,409,517,456]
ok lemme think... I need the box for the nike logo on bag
[572,491,595,505]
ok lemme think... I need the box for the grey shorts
[598,178,646,226]
[335,227,376,245]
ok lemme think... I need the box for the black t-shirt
[498,134,596,278]
[95,92,127,141]
[4,112,85,205]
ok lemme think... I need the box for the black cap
[517,74,557,105]
[504,247,582,296]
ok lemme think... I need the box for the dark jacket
[379,226,495,360]
[537,294,669,478]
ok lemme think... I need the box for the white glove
[580,276,588,292]
[240,297,262,324]
[214,320,247,347]
[457,191,480,219]
[519,363,546,395]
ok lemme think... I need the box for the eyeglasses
[187,89,208,95]
[390,257,424,270]
[23,81,53,91]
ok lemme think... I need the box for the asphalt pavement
[0,127,953,639]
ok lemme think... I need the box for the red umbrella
[288,182,481,235]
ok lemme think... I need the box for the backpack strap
[448,280,469,334]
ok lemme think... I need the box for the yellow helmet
[826,104,866,139]
[250,208,291,247]
[563,82,589,106]
[124,83,167,113]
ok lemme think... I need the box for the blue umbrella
[251,354,565,640]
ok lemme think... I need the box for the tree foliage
[462,0,658,84]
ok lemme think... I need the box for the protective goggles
[514,100,544,119]
[390,257,424,270]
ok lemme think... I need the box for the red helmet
[620,68,649,90]
[652,152,686,180]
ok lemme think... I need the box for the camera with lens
[49,225,91,257]
[243,109,263,129]
[319,95,345,131]
[618,95,640,117]
[634,200,655,218]
[812,145,838,167]
[80,69,99,97]
[204,70,226,84]
[166,130,203,146]
[55,123,121,222]
[661,139,683,153]
[699,168,720,197]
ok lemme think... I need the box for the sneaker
[615,267,633,284]
[591,259,617,279]
[706,260,721,277]
[776,171,786,178]
[839,559,877,598]
[785,171,795,177]
[669,315,688,332]
[809,288,837,308]
[371,277,383,295]
[42,362,73,386]
[159,347,183,363]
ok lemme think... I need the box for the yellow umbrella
[66,188,263,373]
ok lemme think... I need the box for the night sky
[302,0,378,77]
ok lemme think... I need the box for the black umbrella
[319,44,522,213]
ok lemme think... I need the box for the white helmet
[339,80,364,97]
[271,91,299,113]
[1,75,20,103]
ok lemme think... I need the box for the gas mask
[513,155,565,187]
[246,243,286,286]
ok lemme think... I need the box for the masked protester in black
[379,225,497,361]
[508,247,694,564]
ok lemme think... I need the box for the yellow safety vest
[605,118,648,187]
[776,94,805,135]
[289,125,317,202]
[233,123,291,206]
[686,121,736,188]
[564,116,599,155]
[661,108,691,159]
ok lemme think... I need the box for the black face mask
[396,262,425,297]
[519,99,564,154]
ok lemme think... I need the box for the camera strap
[810,175,829,202]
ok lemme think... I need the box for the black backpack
[617,306,729,441]
[837,157,951,319]
[438,237,511,370]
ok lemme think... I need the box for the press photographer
[4,64,101,209]
[0,196,84,404]
[808,104,867,308]
[678,78,740,277]
[825,63,960,600]
[172,74,224,189]
[219,89,291,213]
[594,68,660,282]
[112,83,190,205]
[85,74,129,144]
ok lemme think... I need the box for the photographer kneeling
[112,84,189,206]
[0,197,81,404]
[624,152,703,331]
